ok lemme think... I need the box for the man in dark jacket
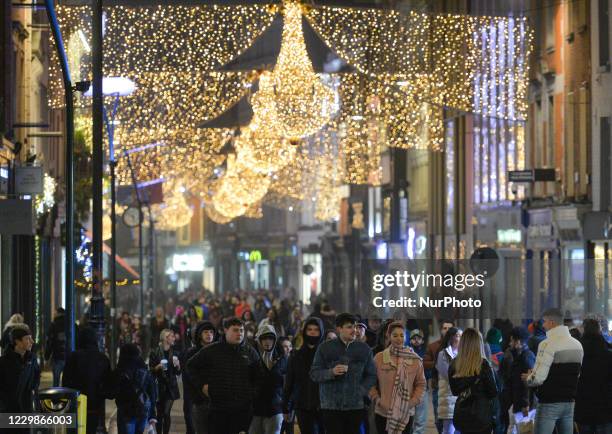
[283,316,325,434]
[182,321,217,434]
[186,317,263,434]
[250,324,288,434]
[310,313,377,434]
[500,326,535,433]
[0,326,40,415]
[45,307,67,386]
[63,326,112,434]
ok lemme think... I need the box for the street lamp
[85,76,136,367]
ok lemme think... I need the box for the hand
[202,384,209,397]
[520,369,533,383]
[173,359,180,369]
[521,407,529,417]
[368,388,380,401]
[155,364,163,372]
[332,364,348,376]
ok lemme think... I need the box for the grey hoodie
[256,324,278,369]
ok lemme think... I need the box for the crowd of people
[0,287,610,434]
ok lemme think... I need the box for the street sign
[15,166,43,195]
[508,170,534,182]
[508,168,556,183]
[0,199,34,234]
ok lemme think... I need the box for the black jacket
[181,322,217,405]
[62,328,112,412]
[500,344,535,410]
[574,335,612,425]
[283,316,324,413]
[254,351,288,417]
[0,349,41,412]
[149,346,180,401]
[45,314,67,361]
[449,359,498,432]
[186,338,263,411]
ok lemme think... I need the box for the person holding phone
[310,313,377,434]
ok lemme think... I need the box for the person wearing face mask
[369,322,426,434]
[283,317,326,434]
[250,325,289,434]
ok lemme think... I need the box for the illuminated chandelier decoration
[235,72,297,174]
[271,0,336,139]
[211,154,271,219]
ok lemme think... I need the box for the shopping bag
[512,409,536,434]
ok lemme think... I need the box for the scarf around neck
[384,345,420,434]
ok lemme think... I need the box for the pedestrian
[574,318,612,434]
[369,321,426,434]
[527,319,546,354]
[150,307,170,352]
[44,307,68,387]
[521,308,584,434]
[485,327,504,370]
[62,326,112,434]
[1,313,24,353]
[131,314,145,356]
[186,317,263,434]
[278,336,293,357]
[283,316,326,434]
[114,343,158,434]
[183,321,217,434]
[409,329,428,434]
[324,330,337,341]
[356,322,368,344]
[149,328,181,434]
[424,319,455,434]
[499,326,535,434]
[0,325,40,417]
[118,311,133,347]
[250,324,289,434]
[448,328,498,434]
[310,312,377,434]
[435,327,462,434]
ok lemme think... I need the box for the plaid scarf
[384,345,418,434]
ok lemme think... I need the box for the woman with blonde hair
[449,328,498,434]
[149,328,181,434]
[369,321,426,434]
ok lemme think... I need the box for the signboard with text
[15,166,43,195]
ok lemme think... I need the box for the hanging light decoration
[272,0,335,139]
[235,72,297,174]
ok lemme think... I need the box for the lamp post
[85,76,136,366]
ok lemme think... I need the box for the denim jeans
[52,359,65,387]
[249,414,284,434]
[117,411,147,434]
[534,402,574,434]
[412,388,428,434]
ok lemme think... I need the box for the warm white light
[172,254,205,272]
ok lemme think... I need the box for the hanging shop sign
[508,168,556,183]
[249,250,263,262]
[15,166,43,195]
[0,199,34,234]
[497,228,522,244]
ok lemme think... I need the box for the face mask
[304,334,320,346]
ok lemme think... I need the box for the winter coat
[114,358,158,422]
[181,322,216,405]
[310,336,377,411]
[435,346,458,419]
[526,325,583,403]
[500,344,535,411]
[62,338,112,412]
[186,338,263,411]
[283,316,325,413]
[448,359,498,432]
[253,324,289,417]
[0,349,40,412]
[574,334,612,425]
[424,339,442,385]
[373,347,426,418]
[149,346,181,401]
[44,315,67,361]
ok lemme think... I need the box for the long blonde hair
[452,328,485,378]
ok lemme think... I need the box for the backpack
[453,365,494,432]
[121,369,150,418]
